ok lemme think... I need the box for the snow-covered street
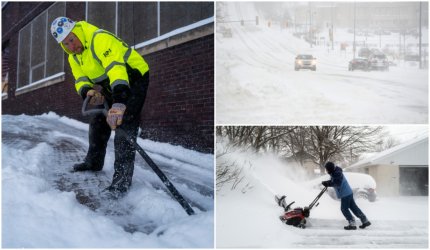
[2,113,214,248]
[216,140,428,248]
[216,2,428,124]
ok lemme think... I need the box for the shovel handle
[81,95,109,117]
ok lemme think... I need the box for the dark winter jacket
[325,166,353,199]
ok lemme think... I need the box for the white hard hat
[51,17,76,43]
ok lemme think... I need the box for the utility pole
[331,2,334,50]
[419,2,422,69]
[309,2,313,48]
[398,9,401,59]
[353,2,356,58]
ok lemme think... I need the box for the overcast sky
[384,125,428,143]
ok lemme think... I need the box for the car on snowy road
[358,48,372,58]
[308,172,377,202]
[368,52,389,71]
[348,57,370,71]
[295,54,316,71]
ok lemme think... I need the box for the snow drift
[2,113,214,248]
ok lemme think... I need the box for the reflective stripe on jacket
[60,21,149,97]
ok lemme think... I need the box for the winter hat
[324,161,335,174]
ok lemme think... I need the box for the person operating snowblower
[321,161,371,230]
[50,17,149,197]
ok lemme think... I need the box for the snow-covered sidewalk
[2,113,214,248]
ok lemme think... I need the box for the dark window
[31,13,47,82]
[17,2,65,88]
[87,2,116,33]
[46,2,65,77]
[96,2,213,46]
[160,2,214,35]
[2,41,10,94]
[17,24,31,88]
[117,2,158,46]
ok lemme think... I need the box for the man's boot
[344,220,357,230]
[72,160,103,172]
[72,162,93,172]
[359,220,371,229]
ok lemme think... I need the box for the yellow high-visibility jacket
[60,21,149,102]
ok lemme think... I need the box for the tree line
[216,126,398,173]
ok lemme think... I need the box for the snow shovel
[82,96,195,216]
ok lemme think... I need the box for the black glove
[321,181,330,187]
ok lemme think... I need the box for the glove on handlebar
[321,180,330,187]
[107,103,126,130]
[87,89,105,106]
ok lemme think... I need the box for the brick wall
[142,35,214,153]
[2,2,214,153]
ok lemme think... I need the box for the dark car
[368,52,389,71]
[358,48,371,58]
[348,57,369,71]
[295,54,316,71]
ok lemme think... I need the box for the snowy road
[216,3,428,124]
[2,113,214,248]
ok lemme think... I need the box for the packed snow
[2,113,214,248]
[216,138,428,248]
[216,2,428,124]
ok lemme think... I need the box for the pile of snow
[2,113,214,248]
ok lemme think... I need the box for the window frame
[15,2,65,96]
[85,2,214,49]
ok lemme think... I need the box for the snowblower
[275,187,327,228]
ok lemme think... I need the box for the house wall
[369,164,400,196]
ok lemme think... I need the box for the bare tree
[217,126,383,174]
[374,135,401,152]
[305,126,383,173]
[215,141,247,191]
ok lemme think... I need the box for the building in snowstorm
[2,2,214,153]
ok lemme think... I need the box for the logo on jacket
[103,48,112,57]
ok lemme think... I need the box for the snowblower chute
[275,187,327,228]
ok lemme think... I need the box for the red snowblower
[275,187,327,228]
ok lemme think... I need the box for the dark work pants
[84,72,149,193]
[340,194,367,223]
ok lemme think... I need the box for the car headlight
[311,60,316,65]
[297,60,303,65]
